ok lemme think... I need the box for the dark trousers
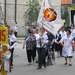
[26,50,35,63]
[60,45,63,56]
[10,48,14,66]
[37,48,46,68]
[14,32,17,37]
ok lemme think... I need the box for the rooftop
[61,0,71,4]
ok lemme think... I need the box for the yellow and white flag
[37,0,64,35]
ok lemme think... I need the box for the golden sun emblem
[44,8,57,22]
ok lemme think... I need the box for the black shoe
[36,60,38,63]
[37,67,41,69]
[64,63,67,65]
[69,64,72,66]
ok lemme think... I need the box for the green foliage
[17,36,25,38]
[61,11,68,19]
[24,0,40,26]
[61,11,70,26]
[28,6,40,22]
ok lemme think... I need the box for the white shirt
[9,34,18,49]
[55,33,61,43]
[14,26,18,32]
[36,33,48,48]
[60,31,66,38]
[71,29,75,38]
[4,53,11,72]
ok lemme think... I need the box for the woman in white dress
[59,30,74,66]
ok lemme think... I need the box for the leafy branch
[24,0,40,26]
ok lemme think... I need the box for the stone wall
[1,0,61,36]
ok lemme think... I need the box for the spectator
[13,24,18,37]
[25,26,30,37]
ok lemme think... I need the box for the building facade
[61,0,75,25]
[1,0,61,36]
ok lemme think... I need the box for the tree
[24,0,40,27]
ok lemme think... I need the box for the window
[61,6,64,15]
[72,0,75,4]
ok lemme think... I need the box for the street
[8,40,75,75]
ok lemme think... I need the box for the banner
[37,0,64,35]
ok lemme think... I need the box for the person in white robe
[59,30,74,66]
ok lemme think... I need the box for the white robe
[3,53,11,72]
[60,35,74,57]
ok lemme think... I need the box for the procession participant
[36,29,39,34]
[55,30,62,58]
[60,26,66,38]
[23,28,36,64]
[46,31,55,51]
[3,44,11,72]
[71,25,75,51]
[59,30,74,66]
[33,28,38,63]
[71,25,75,38]
[60,26,66,56]
[9,28,17,68]
[36,27,48,69]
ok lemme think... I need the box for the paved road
[8,40,75,75]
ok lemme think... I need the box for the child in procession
[3,44,11,72]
